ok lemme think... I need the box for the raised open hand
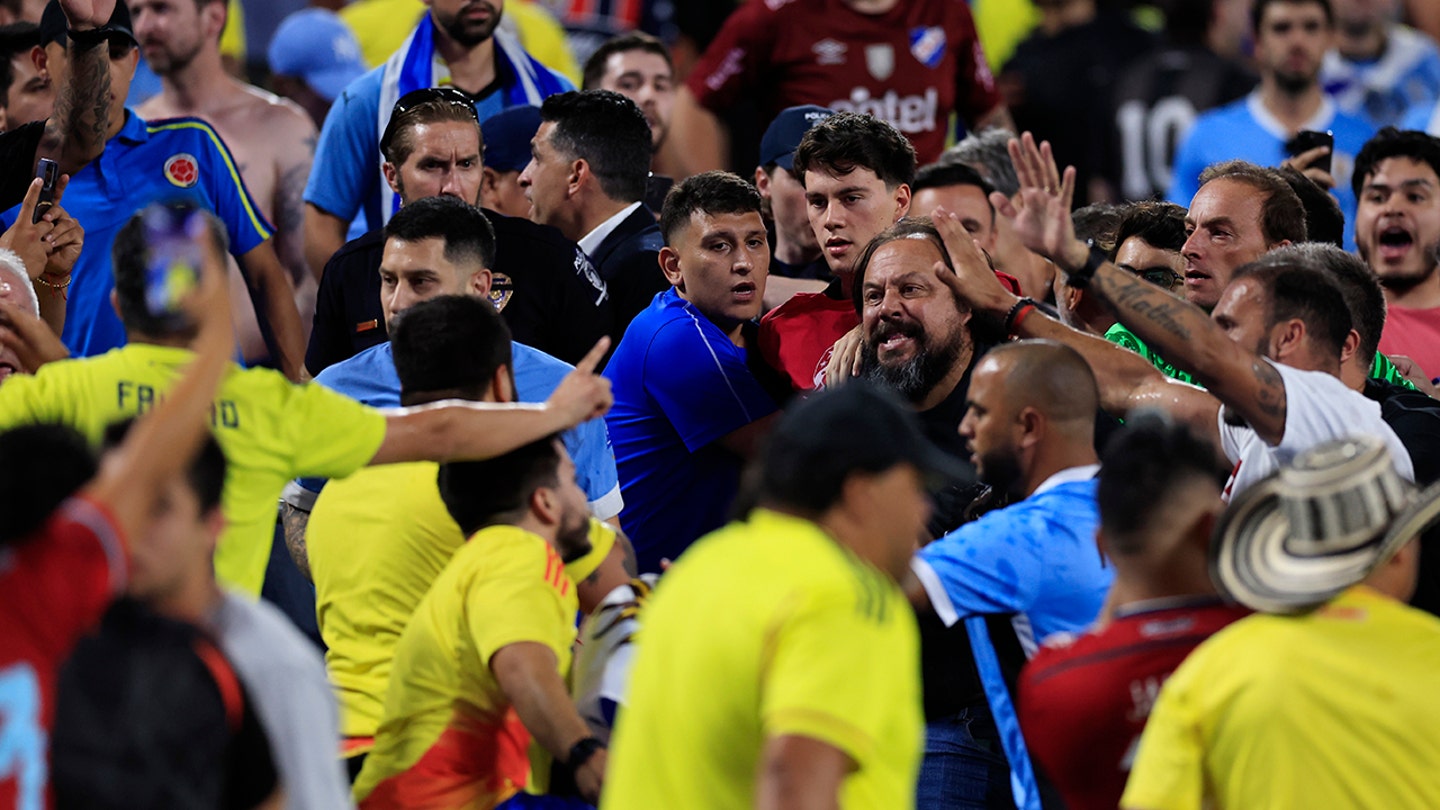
[989,132,1087,270]
[931,206,1016,314]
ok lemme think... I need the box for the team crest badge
[910,27,947,69]
[813,38,847,66]
[489,272,514,312]
[164,153,199,188]
[865,44,895,81]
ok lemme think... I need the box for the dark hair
[851,217,957,313]
[102,418,226,513]
[1114,201,1187,254]
[582,31,672,90]
[793,111,917,189]
[112,201,229,338]
[1072,202,1128,256]
[540,89,652,202]
[659,170,762,244]
[1260,243,1385,365]
[438,436,562,536]
[0,424,96,546]
[1161,0,1216,46]
[1232,260,1353,359]
[1251,0,1333,34]
[1352,127,1440,198]
[383,195,497,270]
[391,295,513,399]
[1198,160,1308,245]
[0,22,39,96]
[1098,411,1228,555]
[1277,167,1344,247]
[913,162,996,199]
[940,129,1020,196]
[381,90,481,166]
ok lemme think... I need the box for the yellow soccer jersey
[1122,586,1440,810]
[602,509,924,810]
[310,460,615,740]
[309,461,459,739]
[353,525,580,809]
[0,344,386,594]
[340,0,580,84]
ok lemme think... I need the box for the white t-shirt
[1220,361,1415,499]
[572,575,657,743]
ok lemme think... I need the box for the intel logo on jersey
[830,87,938,133]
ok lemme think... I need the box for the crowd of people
[4,0,1440,807]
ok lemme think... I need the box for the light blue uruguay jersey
[299,340,622,518]
[911,465,1111,649]
[1167,93,1375,251]
[1402,97,1440,135]
[1321,26,1440,130]
[1,112,272,358]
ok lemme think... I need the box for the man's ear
[1273,318,1307,360]
[110,288,121,319]
[30,45,45,78]
[1017,405,1043,447]
[202,0,228,42]
[1340,328,1360,368]
[531,486,561,526]
[382,162,401,195]
[659,245,684,289]
[894,183,912,219]
[468,268,493,299]
[568,158,588,199]
[491,364,516,403]
[754,166,771,198]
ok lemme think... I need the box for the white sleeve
[1272,363,1415,481]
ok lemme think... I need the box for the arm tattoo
[276,162,310,285]
[1093,269,1194,345]
[45,38,112,162]
[1250,357,1286,421]
[279,501,313,582]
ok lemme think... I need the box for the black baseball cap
[759,105,835,172]
[480,104,542,173]
[761,382,971,496]
[39,0,138,49]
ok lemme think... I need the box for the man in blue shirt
[905,339,1112,810]
[1320,0,1440,130]
[2,1,305,378]
[301,0,572,274]
[1169,0,1374,250]
[603,171,780,572]
[280,196,621,580]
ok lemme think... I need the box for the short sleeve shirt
[603,287,780,570]
[601,509,923,809]
[685,0,1000,162]
[0,112,274,358]
[758,284,860,393]
[353,526,578,808]
[0,344,387,594]
[1218,360,1414,499]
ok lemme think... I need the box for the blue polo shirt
[2,111,272,358]
[602,288,780,572]
[912,466,1111,645]
[300,340,622,519]
[1167,93,1374,250]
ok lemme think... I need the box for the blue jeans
[916,706,1014,809]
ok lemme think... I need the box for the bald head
[982,340,1099,427]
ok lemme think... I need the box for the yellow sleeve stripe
[146,120,273,242]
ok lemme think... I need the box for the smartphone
[32,158,58,224]
[1286,130,1334,173]
[142,203,207,329]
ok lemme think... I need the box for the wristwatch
[566,736,605,770]
[1066,239,1108,289]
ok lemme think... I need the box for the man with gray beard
[852,218,989,537]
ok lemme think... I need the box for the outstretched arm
[991,133,1285,444]
[928,206,1222,445]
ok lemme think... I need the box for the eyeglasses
[380,87,478,155]
[1126,265,1184,291]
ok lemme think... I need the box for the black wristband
[566,736,604,770]
[1004,297,1038,335]
[1067,240,1108,289]
[66,26,110,50]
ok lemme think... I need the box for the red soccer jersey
[1016,599,1249,810]
[0,497,126,810]
[759,289,859,392]
[687,0,1001,163]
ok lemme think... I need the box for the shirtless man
[133,0,317,365]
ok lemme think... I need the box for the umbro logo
[813,39,847,66]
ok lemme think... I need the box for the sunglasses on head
[380,87,478,154]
